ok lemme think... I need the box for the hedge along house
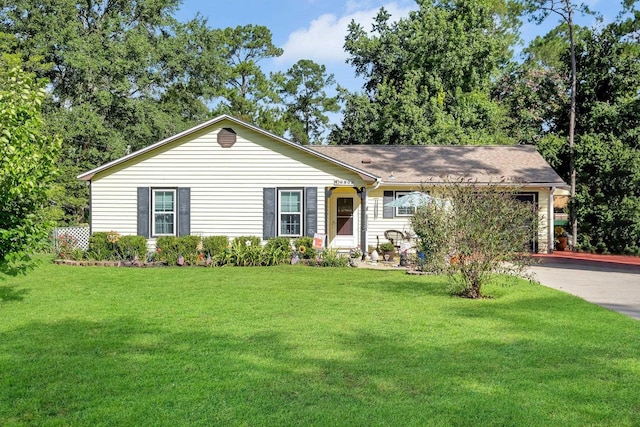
[78,115,567,253]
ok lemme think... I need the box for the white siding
[364,187,552,254]
[90,120,364,244]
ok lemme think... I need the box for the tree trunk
[566,0,578,250]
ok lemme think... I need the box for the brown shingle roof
[310,145,566,186]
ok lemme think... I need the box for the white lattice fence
[52,226,91,250]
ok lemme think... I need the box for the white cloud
[276,2,416,66]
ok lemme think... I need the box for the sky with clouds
[175,0,622,95]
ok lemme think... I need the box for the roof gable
[77,115,378,182]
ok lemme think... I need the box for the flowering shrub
[56,234,80,259]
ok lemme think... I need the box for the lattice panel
[52,227,91,250]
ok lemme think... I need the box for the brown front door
[336,197,354,236]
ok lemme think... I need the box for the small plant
[554,226,567,239]
[379,242,395,253]
[229,236,263,266]
[319,249,349,267]
[349,247,362,259]
[294,236,316,259]
[264,237,293,266]
[55,234,78,259]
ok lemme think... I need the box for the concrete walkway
[530,254,640,320]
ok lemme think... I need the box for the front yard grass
[1,258,639,426]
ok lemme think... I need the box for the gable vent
[361,157,372,164]
[217,127,237,148]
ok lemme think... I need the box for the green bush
[87,232,147,261]
[87,232,113,260]
[202,235,229,266]
[294,236,316,259]
[117,235,148,261]
[155,236,180,265]
[178,235,201,266]
[229,236,263,266]
[319,248,349,267]
[263,237,293,266]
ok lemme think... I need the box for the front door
[334,197,356,247]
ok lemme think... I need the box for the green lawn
[1,258,639,426]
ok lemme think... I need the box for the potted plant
[379,241,396,261]
[555,226,568,251]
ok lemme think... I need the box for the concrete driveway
[529,258,640,320]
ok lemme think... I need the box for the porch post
[325,187,334,248]
[359,187,367,252]
[549,186,555,253]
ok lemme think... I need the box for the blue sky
[175,0,624,95]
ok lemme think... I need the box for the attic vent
[217,127,237,148]
[361,157,372,164]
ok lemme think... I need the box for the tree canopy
[331,0,521,145]
[0,56,61,276]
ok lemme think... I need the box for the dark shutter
[263,188,276,239]
[305,187,317,237]
[137,187,150,238]
[177,187,190,236]
[383,191,394,218]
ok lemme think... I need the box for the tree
[331,0,520,145]
[0,57,61,276]
[508,6,640,253]
[214,25,284,131]
[0,0,224,224]
[518,0,596,249]
[274,59,340,145]
[410,181,538,299]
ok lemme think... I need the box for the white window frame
[395,191,416,217]
[278,189,303,237]
[152,189,177,236]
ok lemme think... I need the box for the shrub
[294,236,316,259]
[178,235,201,266]
[117,235,148,261]
[411,180,538,299]
[202,236,229,266]
[229,236,263,266]
[55,233,79,259]
[410,203,451,273]
[263,237,293,266]
[319,248,349,267]
[155,236,180,265]
[88,232,114,260]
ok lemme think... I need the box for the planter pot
[556,237,568,251]
[382,251,395,262]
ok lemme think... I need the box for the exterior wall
[90,119,364,246]
[363,186,553,254]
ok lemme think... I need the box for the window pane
[280,213,301,236]
[155,213,174,235]
[155,191,174,212]
[280,191,301,213]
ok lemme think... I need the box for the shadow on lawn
[0,285,29,303]
[2,307,639,425]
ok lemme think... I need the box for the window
[153,189,176,236]
[395,191,416,216]
[279,189,302,236]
